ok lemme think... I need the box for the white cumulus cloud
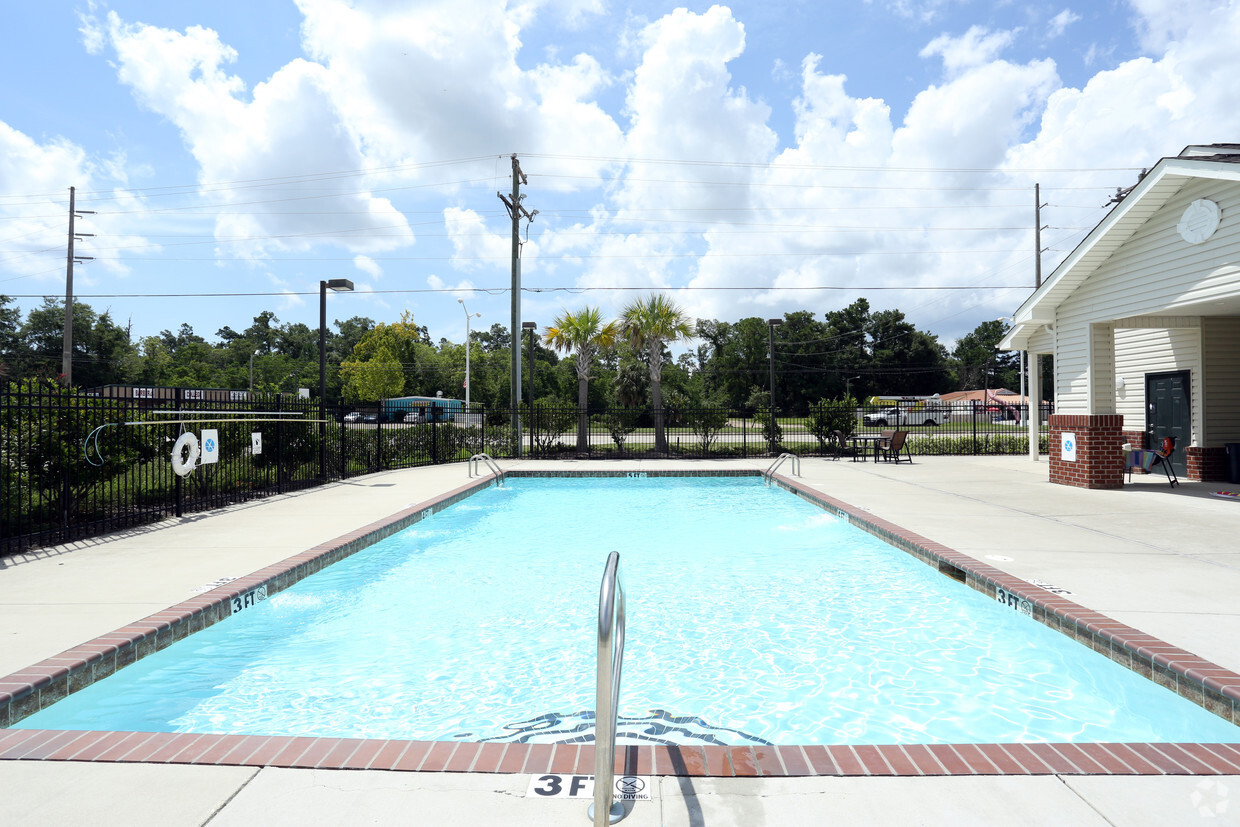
[920,25,1017,74]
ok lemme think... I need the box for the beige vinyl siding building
[1002,145,1240,487]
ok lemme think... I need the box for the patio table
[847,434,884,462]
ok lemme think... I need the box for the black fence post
[339,409,348,479]
[174,390,184,518]
[971,400,979,456]
[375,408,384,471]
[276,393,285,495]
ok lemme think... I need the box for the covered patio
[1001,144,1240,487]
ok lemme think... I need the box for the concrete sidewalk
[2,456,1239,826]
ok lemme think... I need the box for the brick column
[1187,446,1225,482]
[1049,414,1124,489]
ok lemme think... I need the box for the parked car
[361,413,378,424]
[862,406,945,427]
[343,411,362,423]
[403,410,426,424]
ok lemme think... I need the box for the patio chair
[877,430,912,464]
[1149,436,1179,487]
[872,429,895,462]
[1125,436,1178,487]
[829,429,848,461]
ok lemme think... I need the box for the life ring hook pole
[84,423,117,466]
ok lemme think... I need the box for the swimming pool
[14,475,1240,747]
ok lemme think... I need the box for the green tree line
[1,293,1035,411]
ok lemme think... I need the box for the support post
[1027,353,1042,461]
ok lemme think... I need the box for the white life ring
[171,432,200,476]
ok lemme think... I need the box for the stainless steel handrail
[763,451,800,483]
[590,551,626,826]
[467,453,503,485]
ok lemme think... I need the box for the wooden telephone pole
[62,187,95,385]
[497,155,536,453]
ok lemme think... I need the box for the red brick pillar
[1048,414,1124,489]
[1187,446,1225,482]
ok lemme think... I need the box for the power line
[538,172,1118,192]
[0,156,505,204]
[520,152,1145,174]
[3,284,1035,300]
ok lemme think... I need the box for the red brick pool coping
[2,468,1239,777]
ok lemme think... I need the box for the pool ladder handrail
[468,453,504,486]
[763,452,800,484]
[590,551,626,826]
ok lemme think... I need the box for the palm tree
[544,306,619,452]
[620,294,693,453]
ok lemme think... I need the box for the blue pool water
[18,477,1240,746]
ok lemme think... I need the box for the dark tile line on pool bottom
[1,468,1239,778]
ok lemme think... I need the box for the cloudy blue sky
[2,0,1236,350]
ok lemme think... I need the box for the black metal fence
[2,384,333,556]
[512,401,1053,459]
[2,384,1051,556]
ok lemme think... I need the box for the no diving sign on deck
[526,774,651,801]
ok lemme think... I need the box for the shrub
[685,405,729,451]
[807,396,857,449]
[528,398,576,452]
[596,408,640,450]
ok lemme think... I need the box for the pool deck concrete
[2,455,1239,826]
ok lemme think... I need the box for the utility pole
[62,187,95,386]
[497,155,536,455]
[1034,183,1043,288]
[1030,183,1048,448]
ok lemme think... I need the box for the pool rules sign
[1061,432,1076,462]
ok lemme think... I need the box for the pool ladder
[591,551,626,826]
[763,452,800,484]
[467,453,504,486]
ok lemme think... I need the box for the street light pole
[767,318,783,455]
[458,299,481,412]
[319,278,354,480]
[767,318,783,408]
[522,322,536,403]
